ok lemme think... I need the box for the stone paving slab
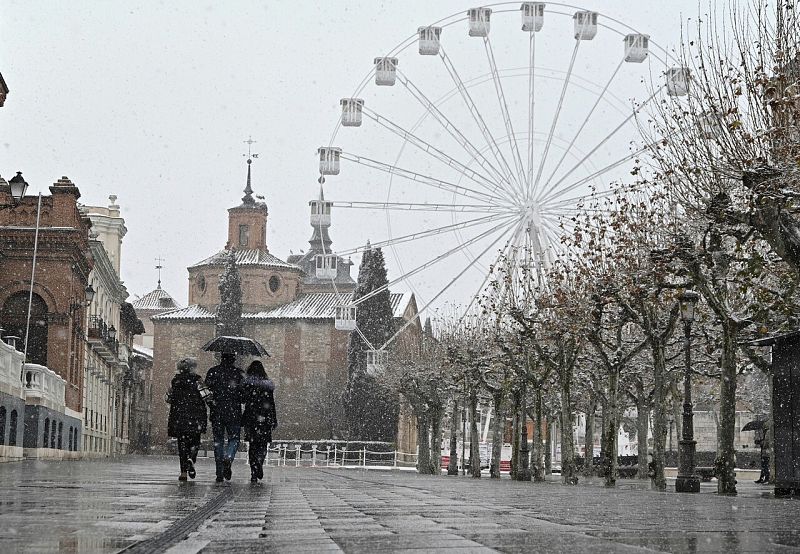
[0,456,799,553]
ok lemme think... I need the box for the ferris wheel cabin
[666,67,690,96]
[318,147,342,175]
[418,26,442,55]
[573,11,598,40]
[366,350,388,375]
[334,305,357,331]
[315,254,338,279]
[374,57,399,86]
[520,3,545,32]
[340,98,364,127]
[624,34,649,63]
[309,198,332,227]
[467,7,492,37]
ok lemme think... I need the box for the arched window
[1,291,49,365]
[51,423,57,449]
[43,418,50,447]
[68,426,73,451]
[57,422,63,449]
[0,406,6,446]
[8,410,17,446]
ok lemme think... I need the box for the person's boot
[178,472,188,481]
[257,463,264,480]
[223,458,232,481]
[187,460,196,479]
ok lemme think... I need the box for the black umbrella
[742,420,766,432]
[201,336,270,357]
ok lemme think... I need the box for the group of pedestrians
[165,353,278,483]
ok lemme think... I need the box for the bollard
[312,445,317,467]
[333,445,337,467]
[296,444,301,468]
[363,447,367,467]
[282,443,287,466]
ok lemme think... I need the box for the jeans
[212,421,241,477]
[248,437,270,477]
[177,433,200,473]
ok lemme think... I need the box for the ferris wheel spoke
[541,57,625,194]
[531,39,581,197]
[526,30,537,192]
[378,216,518,351]
[340,151,501,204]
[537,145,648,206]
[360,105,512,202]
[536,87,663,203]
[541,184,637,210]
[330,200,507,213]
[335,212,513,257]
[483,36,527,195]
[439,47,521,194]
[394,71,515,200]
[455,217,527,323]
[351,215,517,308]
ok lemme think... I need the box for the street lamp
[676,289,701,493]
[8,172,29,202]
[108,325,117,340]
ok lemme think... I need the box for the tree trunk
[447,398,459,476]
[602,367,620,487]
[559,371,578,485]
[532,389,545,482]
[468,389,481,478]
[510,391,520,480]
[636,394,650,480]
[583,400,596,477]
[430,406,443,475]
[651,337,668,491]
[517,383,531,481]
[416,411,432,474]
[544,418,552,475]
[489,395,504,479]
[716,322,738,495]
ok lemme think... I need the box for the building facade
[0,176,92,460]
[82,197,143,457]
[151,163,419,447]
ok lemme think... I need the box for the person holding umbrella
[241,360,278,482]
[165,358,207,482]
[205,351,244,482]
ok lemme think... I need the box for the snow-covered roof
[153,291,415,322]
[132,286,181,311]
[132,344,153,359]
[190,248,300,271]
[152,304,214,321]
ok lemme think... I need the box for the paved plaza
[0,456,799,553]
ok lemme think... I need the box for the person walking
[166,358,207,482]
[755,425,771,484]
[205,352,244,482]
[241,360,278,483]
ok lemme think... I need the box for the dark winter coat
[167,372,208,437]
[205,362,244,425]
[241,375,277,443]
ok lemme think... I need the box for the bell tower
[226,140,268,251]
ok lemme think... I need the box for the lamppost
[675,289,701,493]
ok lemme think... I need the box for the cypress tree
[216,250,243,336]
[344,245,399,441]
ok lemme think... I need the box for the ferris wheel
[312,2,686,371]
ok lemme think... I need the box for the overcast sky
[1,1,705,309]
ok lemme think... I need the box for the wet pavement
[0,456,798,553]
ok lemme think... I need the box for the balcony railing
[23,363,66,408]
[87,316,119,360]
[0,336,24,395]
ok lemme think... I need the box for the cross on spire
[155,256,165,289]
[243,136,259,203]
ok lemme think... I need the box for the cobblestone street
[1,456,799,553]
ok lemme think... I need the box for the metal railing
[263,444,419,469]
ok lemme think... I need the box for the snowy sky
[1,0,705,310]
